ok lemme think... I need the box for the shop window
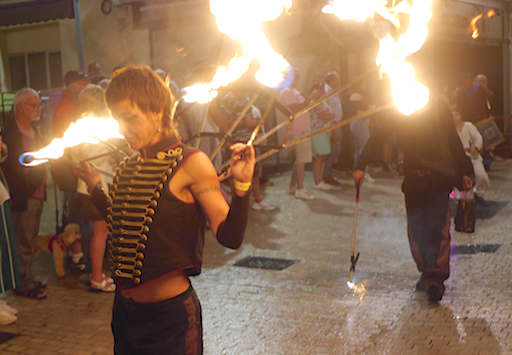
[9,51,63,91]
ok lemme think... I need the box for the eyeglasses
[23,102,43,109]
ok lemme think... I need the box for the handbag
[454,190,476,233]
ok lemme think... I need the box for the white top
[457,121,483,162]
[325,83,343,122]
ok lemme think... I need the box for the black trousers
[112,285,202,355]
[403,172,452,291]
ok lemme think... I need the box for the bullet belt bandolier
[106,137,205,290]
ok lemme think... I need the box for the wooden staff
[246,90,278,147]
[219,102,396,181]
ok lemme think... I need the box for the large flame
[182,0,294,103]
[323,0,432,115]
[469,9,496,39]
[20,116,123,167]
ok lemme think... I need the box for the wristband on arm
[90,182,109,221]
[215,192,250,249]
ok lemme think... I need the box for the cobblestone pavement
[1,162,512,355]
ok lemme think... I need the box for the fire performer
[74,66,255,354]
[352,96,474,303]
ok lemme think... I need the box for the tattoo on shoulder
[195,186,221,197]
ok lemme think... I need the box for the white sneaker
[295,189,315,200]
[0,300,17,315]
[287,186,297,195]
[252,200,276,211]
[364,173,376,183]
[0,309,17,325]
[314,181,332,191]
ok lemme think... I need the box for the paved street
[0,162,511,355]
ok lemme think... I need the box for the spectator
[185,65,227,170]
[87,62,101,77]
[451,108,490,206]
[53,70,90,138]
[323,72,343,186]
[281,68,322,200]
[0,136,21,323]
[1,88,47,300]
[69,84,132,291]
[349,81,375,182]
[219,92,275,211]
[451,73,493,124]
[308,83,335,191]
[154,68,180,99]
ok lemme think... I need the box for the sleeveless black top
[107,136,206,290]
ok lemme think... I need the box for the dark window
[28,52,47,91]
[48,52,63,88]
[9,55,26,91]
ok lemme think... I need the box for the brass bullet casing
[136,252,144,260]
[150,200,157,208]
[166,168,173,175]
[171,161,178,168]
[153,192,160,199]
[137,243,146,251]
[134,270,142,277]
[145,217,153,224]
[135,261,143,268]
[140,234,148,242]
[143,226,150,233]
[134,277,141,284]
[161,175,168,183]
[148,208,155,216]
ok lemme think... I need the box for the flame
[470,9,496,39]
[20,116,123,166]
[323,0,432,116]
[322,0,410,28]
[182,0,294,103]
[347,281,367,301]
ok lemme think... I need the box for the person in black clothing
[74,66,255,354]
[353,97,474,303]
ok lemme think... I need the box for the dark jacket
[356,99,474,190]
[1,118,46,212]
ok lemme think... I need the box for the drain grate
[234,256,299,271]
[0,331,19,344]
[451,244,501,255]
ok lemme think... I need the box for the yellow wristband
[234,180,252,191]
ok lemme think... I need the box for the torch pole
[349,187,361,284]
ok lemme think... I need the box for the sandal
[34,281,47,289]
[16,287,47,300]
[90,277,116,293]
